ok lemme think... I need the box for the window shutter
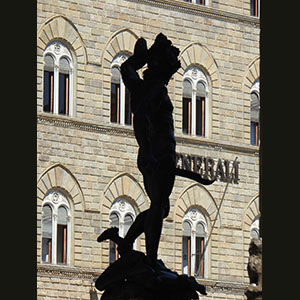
[251,92,260,122]
[111,67,120,84]
[196,81,206,97]
[59,57,70,74]
[182,221,191,236]
[57,206,68,225]
[183,79,192,98]
[110,212,119,228]
[44,54,54,72]
[42,205,52,239]
[124,214,133,236]
[196,222,205,237]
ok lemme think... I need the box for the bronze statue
[96,33,212,300]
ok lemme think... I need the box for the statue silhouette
[98,33,180,268]
[96,33,211,299]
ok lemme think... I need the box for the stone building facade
[37,0,260,299]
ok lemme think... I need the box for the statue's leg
[97,227,124,245]
[144,164,175,266]
[118,209,148,254]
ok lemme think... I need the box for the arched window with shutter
[182,208,208,278]
[250,80,260,146]
[42,204,53,263]
[109,198,136,264]
[43,41,74,116]
[182,67,208,137]
[109,212,120,264]
[111,54,132,125]
[43,55,54,113]
[250,217,260,240]
[41,190,71,265]
[59,57,71,115]
[57,206,68,264]
[182,221,192,275]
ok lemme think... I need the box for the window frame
[109,198,136,264]
[110,54,132,126]
[182,67,209,137]
[41,190,71,265]
[250,80,260,146]
[184,0,207,5]
[43,41,74,117]
[250,217,260,239]
[250,0,260,17]
[182,208,208,278]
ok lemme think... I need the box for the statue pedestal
[95,250,207,300]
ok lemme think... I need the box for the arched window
[182,67,208,137]
[250,217,260,239]
[41,190,71,265]
[250,80,260,146]
[43,41,73,116]
[110,54,132,125]
[109,198,136,264]
[182,208,207,277]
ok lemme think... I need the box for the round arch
[177,42,220,88]
[242,56,260,94]
[101,172,149,226]
[37,14,88,64]
[37,163,85,212]
[101,28,139,67]
[174,183,221,227]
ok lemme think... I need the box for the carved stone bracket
[245,238,262,300]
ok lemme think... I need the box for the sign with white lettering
[176,153,240,184]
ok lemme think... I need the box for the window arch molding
[37,163,85,212]
[101,28,138,67]
[37,14,87,64]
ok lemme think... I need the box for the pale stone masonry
[37,1,260,299]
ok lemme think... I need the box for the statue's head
[143,33,181,85]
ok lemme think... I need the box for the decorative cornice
[127,0,260,27]
[37,113,135,138]
[176,135,259,156]
[37,113,259,156]
[37,263,247,293]
[37,263,100,280]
